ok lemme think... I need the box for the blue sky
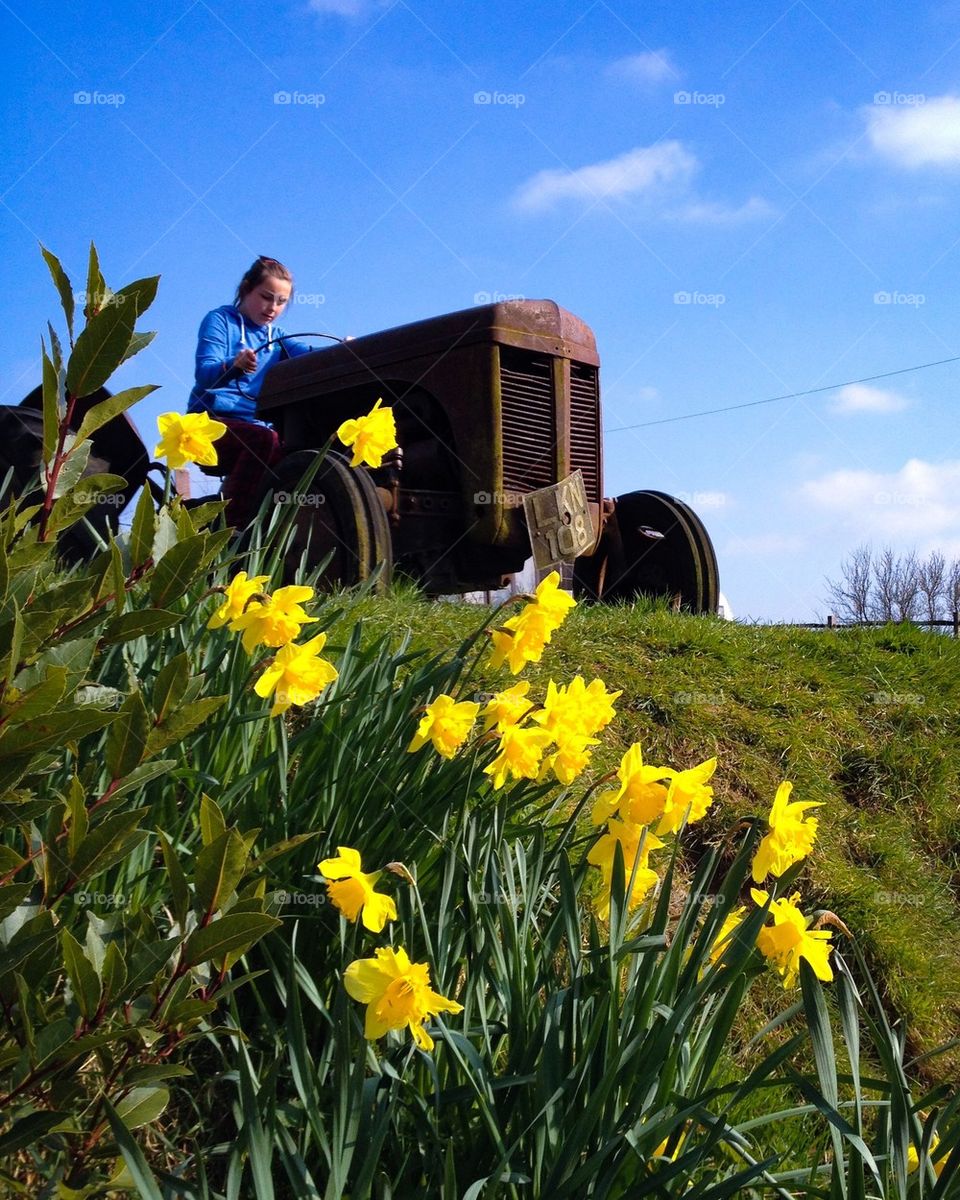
[3,0,960,619]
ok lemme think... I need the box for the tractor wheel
[268,450,392,590]
[573,489,719,614]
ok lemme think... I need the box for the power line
[604,353,960,432]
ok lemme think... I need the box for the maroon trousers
[216,417,283,529]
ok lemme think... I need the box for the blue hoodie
[187,305,315,422]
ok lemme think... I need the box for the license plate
[523,470,595,569]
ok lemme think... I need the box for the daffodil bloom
[751,781,822,883]
[229,584,319,653]
[907,1128,945,1177]
[318,846,397,932]
[154,411,226,469]
[254,633,339,717]
[343,945,463,1050]
[489,606,554,674]
[408,694,479,758]
[591,742,673,827]
[533,676,621,745]
[540,734,598,785]
[751,888,833,989]
[588,819,663,917]
[484,724,554,789]
[481,681,534,733]
[656,757,717,835]
[336,398,398,468]
[530,570,577,623]
[207,571,271,630]
[707,904,747,966]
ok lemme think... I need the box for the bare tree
[825,544,960,623]
[825,544,873,621]
[917,550,946,622]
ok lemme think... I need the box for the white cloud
[513,142,696,212]
[865,94,960,168]
[606,50,678,86]
[802,459,960,537]
[829,382,909,414]
[512,141,772,221]
[666,196,777,224]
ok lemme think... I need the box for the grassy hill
[339,586,960,1078]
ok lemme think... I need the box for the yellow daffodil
[591,742,673,827]
[707,904,747,966]
[530,570,577,623]
[207,571,271,630]
[588,819,663,918]
[907,1127,945,1177]
[751,781,822,883]
[540,734,598,785]
[751,888,833,989]
[489,606,554,674]
[343,945,463,1050]
[318,846,397,932]
[488,572,576,674]
[484,724,554,789]
[533,676,621,745]
[656,757,717,835]
[154,411,226,469]
[408,694,479,758]
[254,633,339,717]
[336,398,398,468]
[481,681,534,733]
[229,584,319,653]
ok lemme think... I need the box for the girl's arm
[195,310,241,390]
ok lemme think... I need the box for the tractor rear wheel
[573,489,719,614]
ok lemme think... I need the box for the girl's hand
[233,348,258,373]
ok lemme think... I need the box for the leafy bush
[1,247,958,1198]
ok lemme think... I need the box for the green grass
[333,584,960,1080]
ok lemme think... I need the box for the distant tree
[825,544,960,623]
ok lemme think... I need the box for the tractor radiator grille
[499,347,555,493]
[569,362,601,502]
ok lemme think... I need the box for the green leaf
[183,912,280,967]
[45,474,127,535]
[0,1110,70,1156]
[194,829,250,917]
[151,653,189,724]
[109,275,160,319]
[105,690,150,779]
[114,1086,169,1131]
[67,773,88,857]
[73,385,158,446]
[149,534,207,607]
[41,339,60,463]
[120,329,157,366]
[103,1097,165,1200]
[67,811,146,889]
[199,793,226,846]
[83,241,111,322]
[39,243,75,345]
[108,758,176,802]
[49,438,91,500]
[145,695,227,755]
[0,705,118,757]
[62,927,101,1020]
[1,666,68,721]
[151,508,178,565]
[158,831,189,930]
[65,291,137,397]
[101,940,127,1006]
[0,883,34,922]
[128,483,156,569]
[101,608,183,644]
